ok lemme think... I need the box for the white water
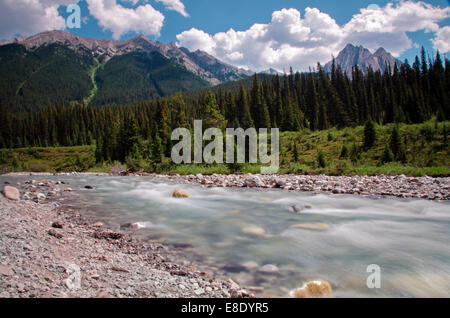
[6,175,450,297]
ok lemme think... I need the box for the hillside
[1,121,448,177]
[0,30,252,112]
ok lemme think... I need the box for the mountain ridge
[324,44,403,75]
[1,30,252,85]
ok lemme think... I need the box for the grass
[1,120,449,177]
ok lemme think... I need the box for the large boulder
[3,186,19,201]
[172,189,190,198]
[290,280,333,298]
[244,175,265,188]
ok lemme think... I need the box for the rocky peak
[0,30,252,84]
[324,44,402,75]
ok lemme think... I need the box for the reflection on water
[5,175,450,297]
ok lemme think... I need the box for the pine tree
[237,85,253,129]
[389,125,406,162]
[380,144,394,164]
[151,122,163,163]
[363,119,377,149]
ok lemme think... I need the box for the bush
[317,150,326,168]
[380,144,394,164]
[340,144,349,159]
[28,163,50,172]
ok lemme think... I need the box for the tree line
[0,48,448,166]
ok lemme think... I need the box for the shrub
[340,144,349,159]
[317,150,326,168]
[28,163,50,172]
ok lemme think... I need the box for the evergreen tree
[363,119,377,149]
[389,125,406,162]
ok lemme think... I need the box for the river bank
[0,184,251,298]
[3,172,450,200]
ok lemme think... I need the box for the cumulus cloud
[121,0,188,17]
[0,0,74,39]
[86,0,165,39]
[432,26,450,53]
[177,1,450,71]
[155,0,188,17]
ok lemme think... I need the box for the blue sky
[1,0,449,71]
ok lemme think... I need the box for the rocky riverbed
[4,172,449,201]
[152,173,450,201]
[0,181,252,298]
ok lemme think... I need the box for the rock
[290,280,333,298]
[242,225,265,238]
[258,264,279,274]
[0,265,14,276]
[93,222,103,228]
[221,263,247,273]
[3,186,19,201]
[111,266,129,273]
[289,205,306,213]
[172,189,190,198]
[93,232,123,240]
[194,288,205,296]
[275,178,287,188]
[48,229,63,239]
[120,222,149,230]
[64,187,73,192]
[84,185,94,189]
[244,175,265,188]
[36,193,46,201]
[96,291,110,298]
[241,261,259,270]
[52,222,64,229]
[291,223,331,231]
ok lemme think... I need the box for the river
[4,175,450,297]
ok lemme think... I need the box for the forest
[0,48,449,174]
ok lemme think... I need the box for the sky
[0,0,449,72]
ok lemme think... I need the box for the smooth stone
[3,186,19,201]
[290,280,333,298]
[258,264,279,274]
[172,189,190,198]
[242,225,265,238]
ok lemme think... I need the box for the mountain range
[0,30,251,111]
[324,44,403,75]
[0,30,403,112]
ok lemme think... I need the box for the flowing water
[4,175,450,297]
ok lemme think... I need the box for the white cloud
[0,0,74,39]
[86,0,165,39]
[120,0,188,17]
[155,0,188,17]
[176,1,450,72]
[432,26,450,53]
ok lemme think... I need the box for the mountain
[0,30,252,111]
[260,68,282,75]
[324,44,403,75]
